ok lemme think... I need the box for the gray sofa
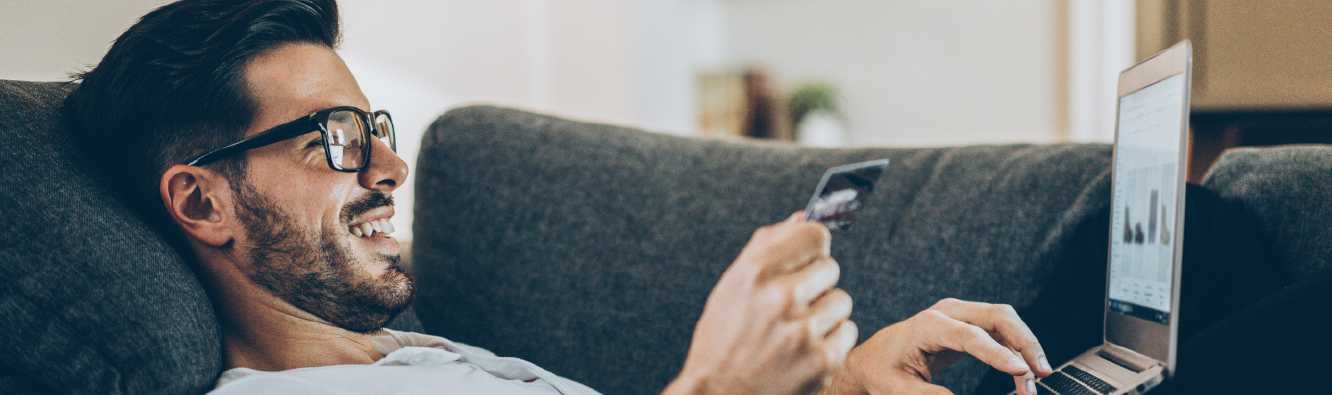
[2,79,1327,395]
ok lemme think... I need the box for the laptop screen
[1106,73,1187,325]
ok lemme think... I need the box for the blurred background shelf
[1138,0,1332,181]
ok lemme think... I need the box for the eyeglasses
[185,106,396,172]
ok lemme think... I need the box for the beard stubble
[231,180,415,333]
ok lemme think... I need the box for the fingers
[774,222,833,274]
[807,287,853,337]
[915,309,1030,377]
[929,298,1052,377]
[824,320,858,370]
[785,257,841,315]
[745,214,832,275]
[802,287,855,377]
[1000,343,1038,395]
[1013,373,1038,395]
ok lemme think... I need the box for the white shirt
[209,329,602,395]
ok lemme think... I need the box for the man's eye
[306,140,324,149]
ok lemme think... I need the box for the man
[64,1,1051,394]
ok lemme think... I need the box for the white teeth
[351,220,395,238]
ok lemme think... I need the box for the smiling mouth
[349,218,395,237]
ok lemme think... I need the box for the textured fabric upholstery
[411,106,1114,395]
[0,79,424,394]
[0,80,222,394]
[1203,145,1332,281]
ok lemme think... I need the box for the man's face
[229,43,413,333]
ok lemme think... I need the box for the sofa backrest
[1204,145,1332,281]
[411,106,1115,395]
[0,80,222,394]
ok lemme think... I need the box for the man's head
[65,0,414,334]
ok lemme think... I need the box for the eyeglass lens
[324,110,396,171]
[327,110,368,170]
[374,112,396,152]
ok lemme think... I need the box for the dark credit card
[802,159,889,232]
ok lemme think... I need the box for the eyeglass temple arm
[185,119,319,166]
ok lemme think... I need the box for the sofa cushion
[411,105,1112,395]
[0,80,222,394]
[1203,145,1332,281]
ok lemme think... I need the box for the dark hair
[64,0,341,241]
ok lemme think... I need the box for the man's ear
[160,164,235,247]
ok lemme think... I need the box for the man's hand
[664,213,858,395]
[822,298,1054,395]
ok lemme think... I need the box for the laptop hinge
[1097,345,1157,373]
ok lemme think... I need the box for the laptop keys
[1024,364,1127,395]
[1063,366,1118,394]
[1042,371,1098,395]
[1037,382,1059,395]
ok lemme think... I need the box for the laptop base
[1008,345,1164,395]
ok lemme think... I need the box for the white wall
[719,0,1064,147]
[628,0,728,134]
[1068,0,1136,142]
[0,0,170,81]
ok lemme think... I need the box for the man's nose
[358,137,409,192]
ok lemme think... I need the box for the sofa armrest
[1203,145,1332,281]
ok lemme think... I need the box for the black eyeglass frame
[185,106,396,173]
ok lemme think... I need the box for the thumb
[785,211,805,224]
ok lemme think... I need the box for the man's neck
[200,251,386,371]
[220,309,386,371]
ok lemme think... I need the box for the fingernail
[1026,379,1036,395]
[1009,356,1027,371]
[1038,356,1051,371]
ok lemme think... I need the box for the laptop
[1013,40,1193,395]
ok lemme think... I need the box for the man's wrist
[819,364,868,395]
[662,367,722,395]
[661,373,705,395]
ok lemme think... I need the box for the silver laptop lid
[1103,40,1192,375]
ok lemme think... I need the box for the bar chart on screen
[1108,73,1186,320]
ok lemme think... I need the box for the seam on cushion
[880,148,948,243]
[1033,168,1111,275]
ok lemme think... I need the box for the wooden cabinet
[1138,0,1332,181]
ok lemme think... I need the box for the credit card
[802,159,889,232]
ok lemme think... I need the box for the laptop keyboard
[1037,382,1059,395]
[1063,366,1118,394]
[1035,366,1119,395]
